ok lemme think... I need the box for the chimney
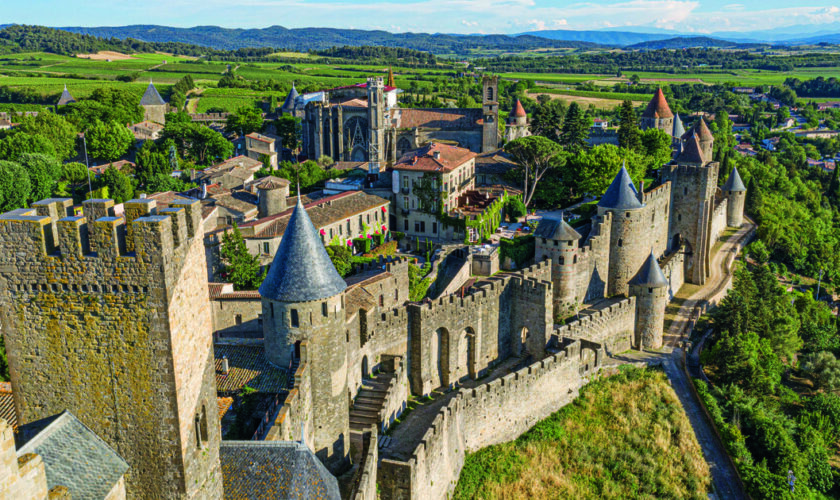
[221,356,229,375]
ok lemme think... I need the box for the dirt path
[664,222,755,347]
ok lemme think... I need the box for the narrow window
[625,212,631,218]
[559,256,565,265]
[290,309,299,328]
[567,241,573,246]
[432,222,438,234]
[683,187,688,195]
[322,302,328,317]
[263,242,270,254]
[618,239,623,247]
[649,287,654,293]
[573,255,578,264]
[195,415,202,448]
[235,314,242,325]
[404,219,409,231]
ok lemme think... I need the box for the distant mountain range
[5,23,836,54]
[56,24,600,54]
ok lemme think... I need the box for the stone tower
[481,76,500,152]
[256,177,288,218]
[367,77,386,170]
[640,88,674,136]
[629,251,669,349]
[505,99,530,143]
[140,80,167,124]
[672,114,685,150]
[0,197,223,499]
[56,84,75,107]
[722,165,747,227]
[260,197,350,474]
[597,164,647,296]
[534,216,581,317]
[694,118,715,162]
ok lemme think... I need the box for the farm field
[453,367,710,500]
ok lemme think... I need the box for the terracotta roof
[217,397,234,421]
[331,161,368,171]
[332,97,368,108]
[475,150,517,175]
[0,383,15,430]
[240,191,388,239]
[642,88,673,119]
[213,193,259,215]
[394,143,477,173]
[511,99,527,118]
[215,344,289,394]
[89,160,135,175]
[208,282,260,300]
[209,283,230,299]
[695,118,714,142]
[246,132,274,144]
[389,108,482,130]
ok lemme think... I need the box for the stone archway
[361,355,369,379]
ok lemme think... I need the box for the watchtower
[640,88,674,136]
[260,197,350,474]
[722,166,746,227]
[629,251,669,349]
[534,216,581,316]
[481,76,500,152]
[0,197,222,499]
[367,77,386,170]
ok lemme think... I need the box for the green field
[453,367,710,500]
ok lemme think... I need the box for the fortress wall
[555,297,636,353]
[661,248,685,300]
[711,198,728,244]
[643,183,672,258]
[267,356,313,444]
[0,199,221,497]
[576,213,611,305]
[350,428,378,500]
[379,339,601,500]
[379,357,410,433]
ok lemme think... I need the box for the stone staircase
[350,372,394,432]
[287,358,300,389]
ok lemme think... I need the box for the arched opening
[486,86,494,101]
[361,355,369,379]
[293,340,301,360]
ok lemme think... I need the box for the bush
[326,245,351,277]
[352,237,373,254]
[364,240,398,259]
[499,235,534,268]
[391,231,405,242]
[505,197,527,222]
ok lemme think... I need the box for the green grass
[453,366,710,500]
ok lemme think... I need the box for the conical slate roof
[57,85,75,106]
[642,88,673,119]
[672,114,685,137]
[281,83,299,112]
[598,164,643,210]
[511,99,527,118]
[629,251,669,288]
[140,82,166,106]
[676,133,705,165]
[259,197,347,302]
[534,216,581,241]
[722,166,746,192]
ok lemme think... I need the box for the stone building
[504,99,530,143]
[722,166,747,227]
[640,88,674,136]
[243,132,278,169]
[140,81,167,124]
[293,76,500,165]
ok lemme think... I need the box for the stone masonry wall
[554,297,636,354]
[0,199,222,499]
[711,198,728,244]
[378,339,602,500]
[0,419,48,500]
[661,248,685,300]
[575,213,612,304]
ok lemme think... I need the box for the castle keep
[0,88,746,500]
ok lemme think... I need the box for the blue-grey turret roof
[598,164,643,210]
[534,216,581,241]
[140,81,166,106]
[722,166,746,192]
[629,251,669,288]
[259,197,347,302]
[282,83,300,112]
[672,114,685,138]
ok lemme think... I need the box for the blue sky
[6,0,840,34]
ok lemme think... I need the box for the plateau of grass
[453,366,710,500]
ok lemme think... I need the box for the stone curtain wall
[661,248,686,300]
[350,428,378,500]
[268,350,313,445]
[710,198,728,245]
[0,199,222,499]
[379,339,601,500]
[642,183,672,258]
[575,213,612,305]
[554,297,636,353]
[378,357,410,433]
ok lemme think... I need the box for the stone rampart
[267,349,313,445]
[661,247,686,300]
[554,297,636,353]
[379,338,602,500]
[642,182,672,258]
[379,357,409,433]
[574,213,612,306]
[349,428,378,500]
[711,198,728,244]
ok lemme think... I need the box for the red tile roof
[511,99,527,118]
[643,88,674,119]
[695,118,714,142]
[390,108,482,130]
[394,143,477,173]
[324,82,398,93]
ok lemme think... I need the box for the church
[284,75,525,168]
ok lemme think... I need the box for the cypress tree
[560,102,589,152]
[828,163,840,207]
[745,177,763,222]
[617,99,641,151]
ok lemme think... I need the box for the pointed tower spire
[672,114,685,138]
[387,67,395,88]
[629,250,669,287]
[599,162,643,210]
[722,166,746,192]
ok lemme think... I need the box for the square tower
[481,75,500,152]
[0,198,222,499]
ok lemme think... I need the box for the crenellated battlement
[642,182,671,204]
[0,197,203,265]
[353,255,411,275]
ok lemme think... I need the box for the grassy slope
[453,367,710,500]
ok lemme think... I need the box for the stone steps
[349,372,395,432]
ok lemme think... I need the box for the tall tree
[17,153,62,202]
[0,160,31,212]
[528,99,565,143]
[98,166,134,203]
[16,112,78,160]
[274,115,301,152]
[617,100,641,151]
[220,223,266,290]
[640,128,673,169]
[85,119,134,162]
[0,132,57,161]
[225,106,264,136]
[559,102,590,152]
[504,136,565,208]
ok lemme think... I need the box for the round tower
[640,88,674,135]
[534,216,582,316]
[257,177,288,218]
[597,163,647,297]
[722,166,747,227]
[259,197,350,473]
[629,251,669,350]
[695,118,715,163]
